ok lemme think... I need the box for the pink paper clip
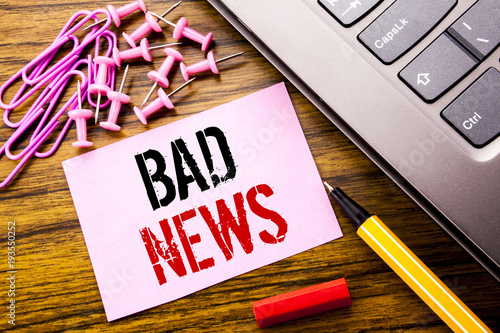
[4,39,74,112]
[87,31,117,121]
[20,9,111,86]
[0,9,109,114]
[0,120,58,189]
[55,9,112,47]
[0,54,80,115]
[0,9,112,188]
[55,10,96,40]
[3,68,90,159]
[34,63,92,157]
[0,37,75,111]
[38,69,90,155]
[32,56,89,137]
[93,30,117,74]
[94,29,118,59]
[1,53,82,146]
[2,107,47,160]
[35,118,73,158]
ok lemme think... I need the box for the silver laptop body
[207,0,500,280]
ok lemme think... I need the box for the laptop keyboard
[319,0,500,148]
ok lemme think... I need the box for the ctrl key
[441,68,500,148]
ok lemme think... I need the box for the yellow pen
[323,181,492,333]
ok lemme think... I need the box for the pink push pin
[68,81,93,148]
[134,78,195,125]
[88,56,115,123]
[84,0,148,31]
[122,1,181,47]
[141,48,183,108]
[100,65,130,131]
[112,39,180,67]
[150,12,213,51]
[180,51,244,81]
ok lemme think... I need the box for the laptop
[206,0,500,281]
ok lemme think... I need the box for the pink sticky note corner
[63,82,342,321]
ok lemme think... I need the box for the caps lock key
[358,0,457,64]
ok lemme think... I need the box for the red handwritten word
[139,184,288,285]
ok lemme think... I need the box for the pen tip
[323,180,334,192]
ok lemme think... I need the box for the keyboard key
[441,68,500,148]
[358,0,457,64]
[398,33,479,102]
[318,0,382,27]
[448,0,500,60]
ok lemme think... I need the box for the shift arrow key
[399,33,479,102]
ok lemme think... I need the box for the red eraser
[253,277,351,328]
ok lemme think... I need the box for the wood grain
[1,0,499,332]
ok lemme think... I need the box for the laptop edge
[207,0,500,282]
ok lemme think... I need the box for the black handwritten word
[139,184,288,285]
[135,126,236,210]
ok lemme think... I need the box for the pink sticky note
[63,82,342,321]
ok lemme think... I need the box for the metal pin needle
[141,81,158,108]
[142,77,194,109]
[95,92,101,124]
[216,51,245,63]
[168,77,195,97]
[149,12,177,28]
[119,64,130,94]
[155,1,182,22]
[77,80,82,109]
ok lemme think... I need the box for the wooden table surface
[1,0,499,332]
